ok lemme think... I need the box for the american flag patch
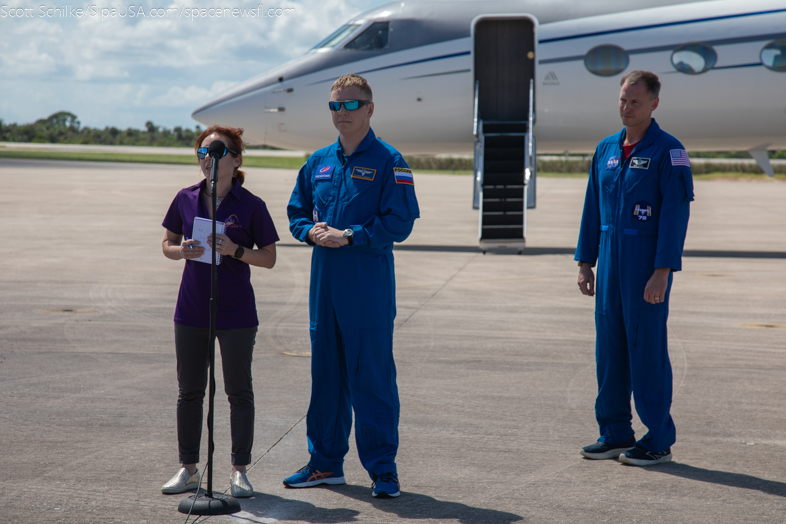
[670,149,690,167]
[394,167,414,185]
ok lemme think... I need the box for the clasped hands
[309,222,348,248]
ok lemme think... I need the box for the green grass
[0,150,308,169]
[0,149,782,180]
[692,172,786,180]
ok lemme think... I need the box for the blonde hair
[331,73,373,100]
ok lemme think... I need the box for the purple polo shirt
[162,178,279,329]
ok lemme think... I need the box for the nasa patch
[315,165,334,180]
[606,156,620,170]
[632,201,653,221]
[630,157,650,169]
[351,166,376,181]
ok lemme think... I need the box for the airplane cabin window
[584,45,629,76]
[312,23,362,49]
[761,40,786,72]
[671,43,717,74]
[344,21,390,51]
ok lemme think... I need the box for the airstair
[471,16,537,252]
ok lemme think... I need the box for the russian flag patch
[394,167,414,185]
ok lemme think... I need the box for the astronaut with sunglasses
[286,73,419,498]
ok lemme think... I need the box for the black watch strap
[234,245,245,259]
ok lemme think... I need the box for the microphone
[207,140,227,159]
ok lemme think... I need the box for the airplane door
[472,15,536,251]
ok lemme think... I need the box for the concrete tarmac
[0,158,784,524]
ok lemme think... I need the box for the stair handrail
[473,80,480,137]
[527,78,534,162]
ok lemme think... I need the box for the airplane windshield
[312,23,362,49]
[344,22,390,51]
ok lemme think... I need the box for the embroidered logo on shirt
[606,156,620,170]
[633,201,653,221]
[312,206,319,222]
[224,214,242,228]
[630,157,650,169]
[670,149,690,166]
[315,165,335,180]
[351,166,376,181]
[394,167,414,185]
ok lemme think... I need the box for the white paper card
[191,217,225,265]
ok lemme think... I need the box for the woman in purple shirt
[160,125,279,498]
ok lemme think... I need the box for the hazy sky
[0,0,389,129]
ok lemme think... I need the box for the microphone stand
[178,145,241,516]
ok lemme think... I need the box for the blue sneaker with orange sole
[372,472,400,498]
[283,462,346,488]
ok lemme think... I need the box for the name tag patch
[394,167,414,185]
[351,166,376,181]
[630,157,650,169]
[633,201,653,221]
[315,165,335,180]
[606,156,620,170]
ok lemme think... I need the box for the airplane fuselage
[192,0,786,155]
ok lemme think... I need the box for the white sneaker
[231,471,254,498]
[161,467,200,494]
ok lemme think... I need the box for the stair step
[482,212,523,226]
[484,172,525,185]
[484,135,526,148]
[483,186,524,199]
[480,226,525,240]
[484,159,524,173]
[483,122,528,134]
[484,147,525,160]
[482,199,524,212]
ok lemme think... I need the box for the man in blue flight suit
[285,74,419,497]
[575,70,694,466]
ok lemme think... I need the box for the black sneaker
[619,445,672,466]
[580,437,636,460]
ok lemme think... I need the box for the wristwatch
[233,245,245,259]
[343,228,354,246]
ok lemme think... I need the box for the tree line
[0,111,203,147]
[1,111,782,161]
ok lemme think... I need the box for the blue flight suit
[288,128,419,479]
[575,119,694,453]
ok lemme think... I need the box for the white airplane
[192,0,786,177]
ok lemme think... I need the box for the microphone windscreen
[207,140,227,158]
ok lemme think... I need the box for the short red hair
[195,125,246,185]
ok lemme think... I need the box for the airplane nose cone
[192,90,268,144]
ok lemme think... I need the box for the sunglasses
[196,146,238,159]
[328,100,371,111]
